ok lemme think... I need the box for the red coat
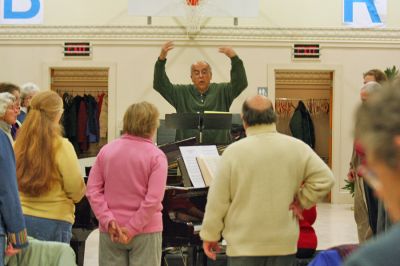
[297,205,317,250]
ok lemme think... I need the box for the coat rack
[275,98,330,117]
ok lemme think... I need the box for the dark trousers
[363,182,379,235]
[296,248,316,259]
[228,254,296,266]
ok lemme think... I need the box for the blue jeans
[24,215,72,243]
[0,235,4,266]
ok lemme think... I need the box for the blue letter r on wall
[4,0,40,19]
[344,0,381,23]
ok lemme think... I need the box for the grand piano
[71,137,215,266]
[159,137,210,266]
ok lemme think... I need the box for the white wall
[2,39,399,203]
[41,0,400,28]
[2,0,400,203]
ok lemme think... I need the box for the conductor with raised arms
[153,41,248,144]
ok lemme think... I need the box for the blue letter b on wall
[344,0,381,23]
[4,0,40,19]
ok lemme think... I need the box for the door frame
[267,64,351,204]
[42,61,118,142]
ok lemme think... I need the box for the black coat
[289,100,315,149]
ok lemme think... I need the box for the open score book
[179,145,221,188]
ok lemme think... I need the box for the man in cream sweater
[200,95,334,266]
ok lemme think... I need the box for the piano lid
[158,137,197,166]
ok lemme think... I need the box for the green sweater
[200,124,334,256]
[153,56,248,144]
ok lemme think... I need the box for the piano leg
[70,240,86,266]
[189,245,207,266]
[202,249,208,266]
[194,246,208,266]
[188,246,196,266]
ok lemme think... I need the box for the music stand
[165,113,200,130]
[201,113,232,143]
[165,112,233,143]
[202,113,233,129]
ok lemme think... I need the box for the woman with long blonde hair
[14,90,85,243]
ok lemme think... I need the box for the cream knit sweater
[200,124,334,256]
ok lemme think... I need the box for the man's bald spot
[246,95,273,112]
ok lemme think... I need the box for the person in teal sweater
[343,78,400,266]
[153,41,248,144]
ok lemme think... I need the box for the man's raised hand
[159,41,175,60]
[219,47,237,58]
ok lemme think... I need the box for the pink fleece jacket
[86,134,168,236]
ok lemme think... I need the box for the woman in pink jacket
[86,101,168,266]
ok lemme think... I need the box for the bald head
[246,95,273,111]
[242,95,277,127]
[191,61,211,72]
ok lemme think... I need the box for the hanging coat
[289,100,316,149]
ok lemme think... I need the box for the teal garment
[343,222,400,266]
[153,56,248,144]
[4,237,76,266]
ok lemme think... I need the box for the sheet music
[204,157,220,177]
[196,156,221,186]
[179,145,219,188]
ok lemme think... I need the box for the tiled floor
[83,203,358,266]
[314,203,358,250]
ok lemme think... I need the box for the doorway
[50,67,109,158]
[274,69,333,202]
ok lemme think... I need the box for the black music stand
[165,112,233,144]
[165,113,200,130]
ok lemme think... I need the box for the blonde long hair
[14,90,64,196]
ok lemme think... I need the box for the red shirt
[297,205,317,249]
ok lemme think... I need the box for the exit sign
[63,42,91,57]
[292,44,320,59]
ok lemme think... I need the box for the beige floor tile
[83,203,358,265]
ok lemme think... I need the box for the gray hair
[361,81,382,95]
[190,61,212,74]
[355,78,400,169]
[0,92,16,117]
[20,82,40,101]
[242,100,277,126]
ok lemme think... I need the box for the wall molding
[1,25,400,46]
[275,70,333,90]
